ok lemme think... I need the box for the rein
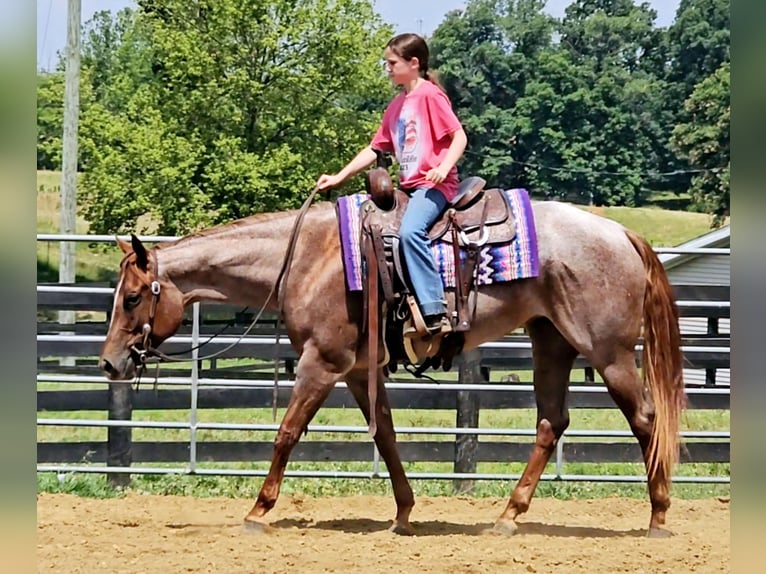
[270,185,325,420]
[130,187,325,415]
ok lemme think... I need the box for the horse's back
[531,201,641,272]
[529,201,647,342]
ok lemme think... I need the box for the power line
[463,148,726,179]
[40,0,54,71]
[505,157,725,178]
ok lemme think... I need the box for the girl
[317,33,467,337]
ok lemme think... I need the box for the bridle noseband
[129,278,162,367]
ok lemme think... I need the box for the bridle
[125,259,272,369]
[128,277,162,367]
[122,185,325,406]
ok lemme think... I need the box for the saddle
[358,164,516,437]
[362,168,516,321]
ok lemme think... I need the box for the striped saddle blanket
[335,188,540,292]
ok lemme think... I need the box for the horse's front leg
[345,369,415,535]
[244,345,340,529]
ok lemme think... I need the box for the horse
[99,196,685,538]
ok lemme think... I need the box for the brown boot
[404,313,452,338]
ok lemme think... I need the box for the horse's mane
[161,202,334,249]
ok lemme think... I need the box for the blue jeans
[399,187,448,317]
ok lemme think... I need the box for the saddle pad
[336,188,539,292]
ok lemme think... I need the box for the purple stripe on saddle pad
[335,188,539,292]
[336,193,369,292]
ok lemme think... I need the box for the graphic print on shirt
[395,101,420,179]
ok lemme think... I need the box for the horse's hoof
[242,519,271,534]
[647,527,673,538]
[486,519,519,536]
[389,521,415,536]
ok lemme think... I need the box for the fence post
[454,348,483,494]
[706,317,719,386]
[107,382,133,487]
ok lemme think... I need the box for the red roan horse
[99,197,684,537]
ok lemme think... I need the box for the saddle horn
[365,149,395,211]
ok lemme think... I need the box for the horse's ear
[116,236,132,254]
[130,233,149,271]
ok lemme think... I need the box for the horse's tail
[625,229,686,483]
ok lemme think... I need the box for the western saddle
[357,155,517,436]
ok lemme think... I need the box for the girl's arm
[317,146,379,190]
[426,128,467,184]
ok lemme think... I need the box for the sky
[37,0,681,71]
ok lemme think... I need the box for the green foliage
[36,72,65,170]
[80,94,212,234]
[36,0,731,228]
[666,0,730,105]
[555,0,669,205]
[37,468,729,500]
[671,61,730,226]
[431,0,679,207]
[77,1,394,235]
[431,0,557,188]
[659,0,730,194]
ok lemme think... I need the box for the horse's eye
[123,293,141,309]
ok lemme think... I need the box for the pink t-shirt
[370,81,463,202]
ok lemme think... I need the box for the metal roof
[659,224,730,269]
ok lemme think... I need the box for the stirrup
[403,315,452,339]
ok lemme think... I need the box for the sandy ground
[37,493,729,573]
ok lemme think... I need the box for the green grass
[580,205,718,247]
[37,464,730,502]
[37,170,124,283]
[37,169,66,193]
[37,375,730,501]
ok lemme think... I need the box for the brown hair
[386,33,445,92]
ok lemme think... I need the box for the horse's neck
[155,215,297,307]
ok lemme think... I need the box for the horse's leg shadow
[506,521,647,539]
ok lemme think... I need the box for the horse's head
[99,234,185,380]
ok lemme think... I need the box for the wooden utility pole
[59,0,81,352]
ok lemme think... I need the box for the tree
[80,8,155,113]
[551,0,668,205]
[660,0,729,195]
[431,0,674,206]
[666,0,729,105]
[36,72,65,171]
[671,61,729,226]
[37,67,97,172]
[430,0,556,187]
[78,0,394,235]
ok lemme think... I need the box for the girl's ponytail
[425,69,446,93]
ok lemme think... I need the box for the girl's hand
[317,173,343,190]
[425,165,449,184]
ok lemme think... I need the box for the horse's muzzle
[99,353,137,381]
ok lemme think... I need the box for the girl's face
[383,47,420,86]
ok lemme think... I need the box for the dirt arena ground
[38,493,729,573]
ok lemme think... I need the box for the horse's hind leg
[596,348,672,537]
[493,317,578,535]
[243,346,339,529]
[345,370,415,535]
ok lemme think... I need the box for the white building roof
[659,224,730,270]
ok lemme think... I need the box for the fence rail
[37,240,730,487]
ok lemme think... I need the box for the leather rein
[128,187,324,408]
